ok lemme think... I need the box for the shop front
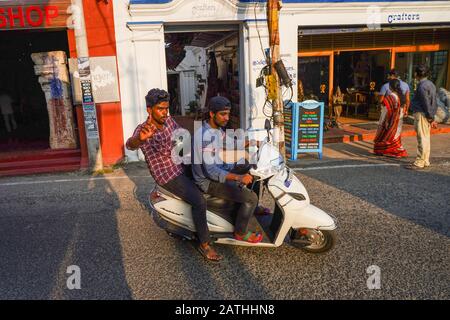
[0,0,81,176]
[298,27,450,123]
[0,0,124,176]
[114,0,276,162]
[113,0,450,162]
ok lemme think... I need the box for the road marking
[0,175,152,187]
[292,163,401,171]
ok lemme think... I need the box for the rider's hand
[431,121,438,129]
[245,139,260,148]
[139,115,156,142]
[240,174,253,185]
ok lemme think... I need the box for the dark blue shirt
[191,121,235,192]
[411,78,437,119]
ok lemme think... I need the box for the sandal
[254,206,271,216]
[196,243,223,263]
[234,231,263,243]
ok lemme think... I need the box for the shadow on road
[0,174,133,299]
[298,164,450,238]
[123,163,273,299]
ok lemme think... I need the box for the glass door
[298,56,330,108]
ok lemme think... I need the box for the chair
[345,92,367,116]
[354,93,367,115]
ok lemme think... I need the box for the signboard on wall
[69,56,121,104]
[82,102,100,139]
[0,0,72,30]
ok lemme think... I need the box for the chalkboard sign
[286,100,324,160]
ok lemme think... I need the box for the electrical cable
[254,1,269,65]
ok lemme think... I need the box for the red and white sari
[373,93,408,158]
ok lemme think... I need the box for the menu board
[286,100,324,160]
[298,101,324,152]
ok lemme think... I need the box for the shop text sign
[298,101,324,153]
[0,2,71,29]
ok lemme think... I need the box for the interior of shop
[299,49,449,125]
[298,28,450,127]
[164,30,241,133]
[0,29,71,152]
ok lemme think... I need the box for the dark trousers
[206,166,259,234]
[162,173,210,244]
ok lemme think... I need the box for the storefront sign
[387,13,420,24]
[78,57,94,104]
[69,57,121,104]
[286,100,324,160]
[77,57,100,140]
[82,103,100,140]
[0,1,71,30]
[80,80,94,104]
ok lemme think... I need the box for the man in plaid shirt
[126,88,222,262]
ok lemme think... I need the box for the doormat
[350,123,379,131]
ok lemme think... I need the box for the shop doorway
[0,29,73,153]
[333,50,390,120]
[164,29,242,133]
[298,56,330,106]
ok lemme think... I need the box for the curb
[323,126,450,144]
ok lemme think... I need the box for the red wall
[68,0,124,167]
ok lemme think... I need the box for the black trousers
[206,164,259,234]
[162,173,210,244]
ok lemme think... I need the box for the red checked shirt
[126,117,183,185]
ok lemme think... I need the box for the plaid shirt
[126,117,183,185]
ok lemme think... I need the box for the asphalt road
[0,135,449,300]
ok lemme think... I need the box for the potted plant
[187,100,198,115]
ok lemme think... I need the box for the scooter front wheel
[290,228,336,253]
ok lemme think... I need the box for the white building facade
[112,0,450,161]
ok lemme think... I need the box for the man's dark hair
[415,64,429,78]
[388,69,398,77]
[145,88,170,108]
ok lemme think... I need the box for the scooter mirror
[264,119,272,131]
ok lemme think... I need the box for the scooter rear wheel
[291,229,336,253]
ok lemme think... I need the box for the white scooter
[148,120,337,253]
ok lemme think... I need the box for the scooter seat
[203,194,239,224]
[203,194,229,208]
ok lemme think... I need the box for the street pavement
[0,134,449,300]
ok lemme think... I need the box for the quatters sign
[0,2,71,29]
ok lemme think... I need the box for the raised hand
[139,115,157,142]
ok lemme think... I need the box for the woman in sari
[373,79,408,158]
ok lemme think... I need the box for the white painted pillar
[243,20,270,140]
[121,23,168,161]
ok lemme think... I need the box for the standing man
[406,65,438,170]
[379,69,410,113]
[126,88,222,262]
